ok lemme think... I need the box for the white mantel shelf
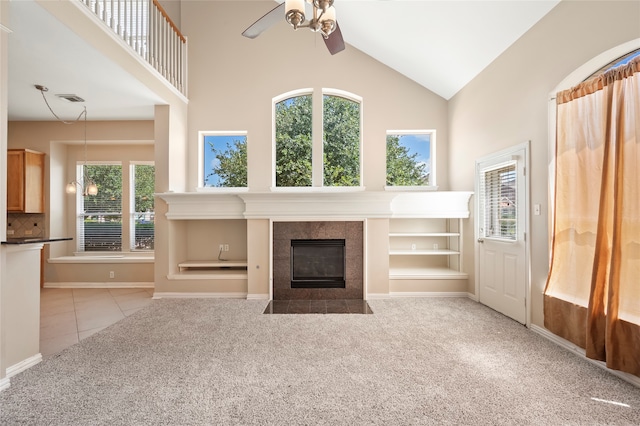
[157,191,473,220]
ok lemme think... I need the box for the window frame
[198,130,249,192]
[272,88,363,190]
[73,160,155,255]
[384,129,437,191]
[130,161,155,252]
[74,161,123,254]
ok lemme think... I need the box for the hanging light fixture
[65,107,98,196]
[35,85,98,196]
[285,0,336,38]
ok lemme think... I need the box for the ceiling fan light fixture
[285,0,305,29]
[313,0,334,13]
[319,5,336,37]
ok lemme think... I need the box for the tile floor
[39,288,154,358]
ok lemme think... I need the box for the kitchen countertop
[2,237,73,245]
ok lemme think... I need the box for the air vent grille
[55,94,85,103]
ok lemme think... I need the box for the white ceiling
[6,0,559,121]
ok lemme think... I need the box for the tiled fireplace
[273,221,363,300]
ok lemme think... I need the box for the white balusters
[79,0,186,96]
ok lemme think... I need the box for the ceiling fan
[242,0,345,55]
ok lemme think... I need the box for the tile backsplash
[7,213,45,238]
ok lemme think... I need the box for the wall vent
[55,94,85,103]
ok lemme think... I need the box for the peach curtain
[545,57,640,377]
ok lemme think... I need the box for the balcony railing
[80,0,187,96]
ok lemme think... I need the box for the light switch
[534,204,541,215]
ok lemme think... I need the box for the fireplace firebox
[290,239,346,288]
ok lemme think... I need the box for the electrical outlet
[411,243,416,250]
[224,244,229,252]
[434,243,439,250]
[7,230,14,235]
[109,271,115,279]
[25,230,33,235]
[219,244,224,252]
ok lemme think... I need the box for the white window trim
[130,161,155,252]
[547,38,640,256]
[271,88,364,190]
[384,129,437,191]
[198,130,249,192]
[74,161,156,256]
[74,161,124,254]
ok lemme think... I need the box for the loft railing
[79,0,187,96]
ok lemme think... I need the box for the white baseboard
[466,292,479,302]
[44,282,154,289]
[152,292,248,299]
[365,293,392,300]
[530,324,640,388]
[6,353,42,378]
[247,293,269,300]
[389,291,468,298]
[367,292,472,300]
[0,377,10,392]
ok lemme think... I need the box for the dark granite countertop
[2,237,73,245]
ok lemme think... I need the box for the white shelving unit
[389,217,466,280]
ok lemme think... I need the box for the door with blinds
[475,143,528,324]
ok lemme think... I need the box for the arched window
[274,89,362,188]
[587,48,640,79]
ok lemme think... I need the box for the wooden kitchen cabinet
[7,149,45,213]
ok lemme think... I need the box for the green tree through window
[203,134,247,187]
[386,133,432,186]
[323,95,360,187]
[275,95,313,187]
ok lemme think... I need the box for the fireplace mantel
[157,191,473,220]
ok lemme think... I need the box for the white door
[475,143,528,324]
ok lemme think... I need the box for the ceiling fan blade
[242,3,286,39]
[324,22,345,55]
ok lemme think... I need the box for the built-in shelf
[388,217,465,281]
[178,260,248,271]
[389,249,460,255]
[389,266,468,280]
[389,232,460,237]
[169,260,248,280]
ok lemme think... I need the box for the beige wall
[7,121,155,285]
[448,0,640,327]
[181,1,448,192]
[0,0,9,385]
[151,1,453,296]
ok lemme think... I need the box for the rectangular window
[75,162,155,253]
[479,162,517,240]
[386,131,435,187]
[131,163,155,251]
[78,164,123,252]
[200,132,248,188]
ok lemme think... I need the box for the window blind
[480,162,517,240]
[78,165,123,252]
[131,164,155,251]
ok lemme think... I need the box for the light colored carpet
[1,297,639,425]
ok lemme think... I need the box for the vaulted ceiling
[6,0,560,121]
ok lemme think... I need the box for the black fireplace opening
[291,239,346,289]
